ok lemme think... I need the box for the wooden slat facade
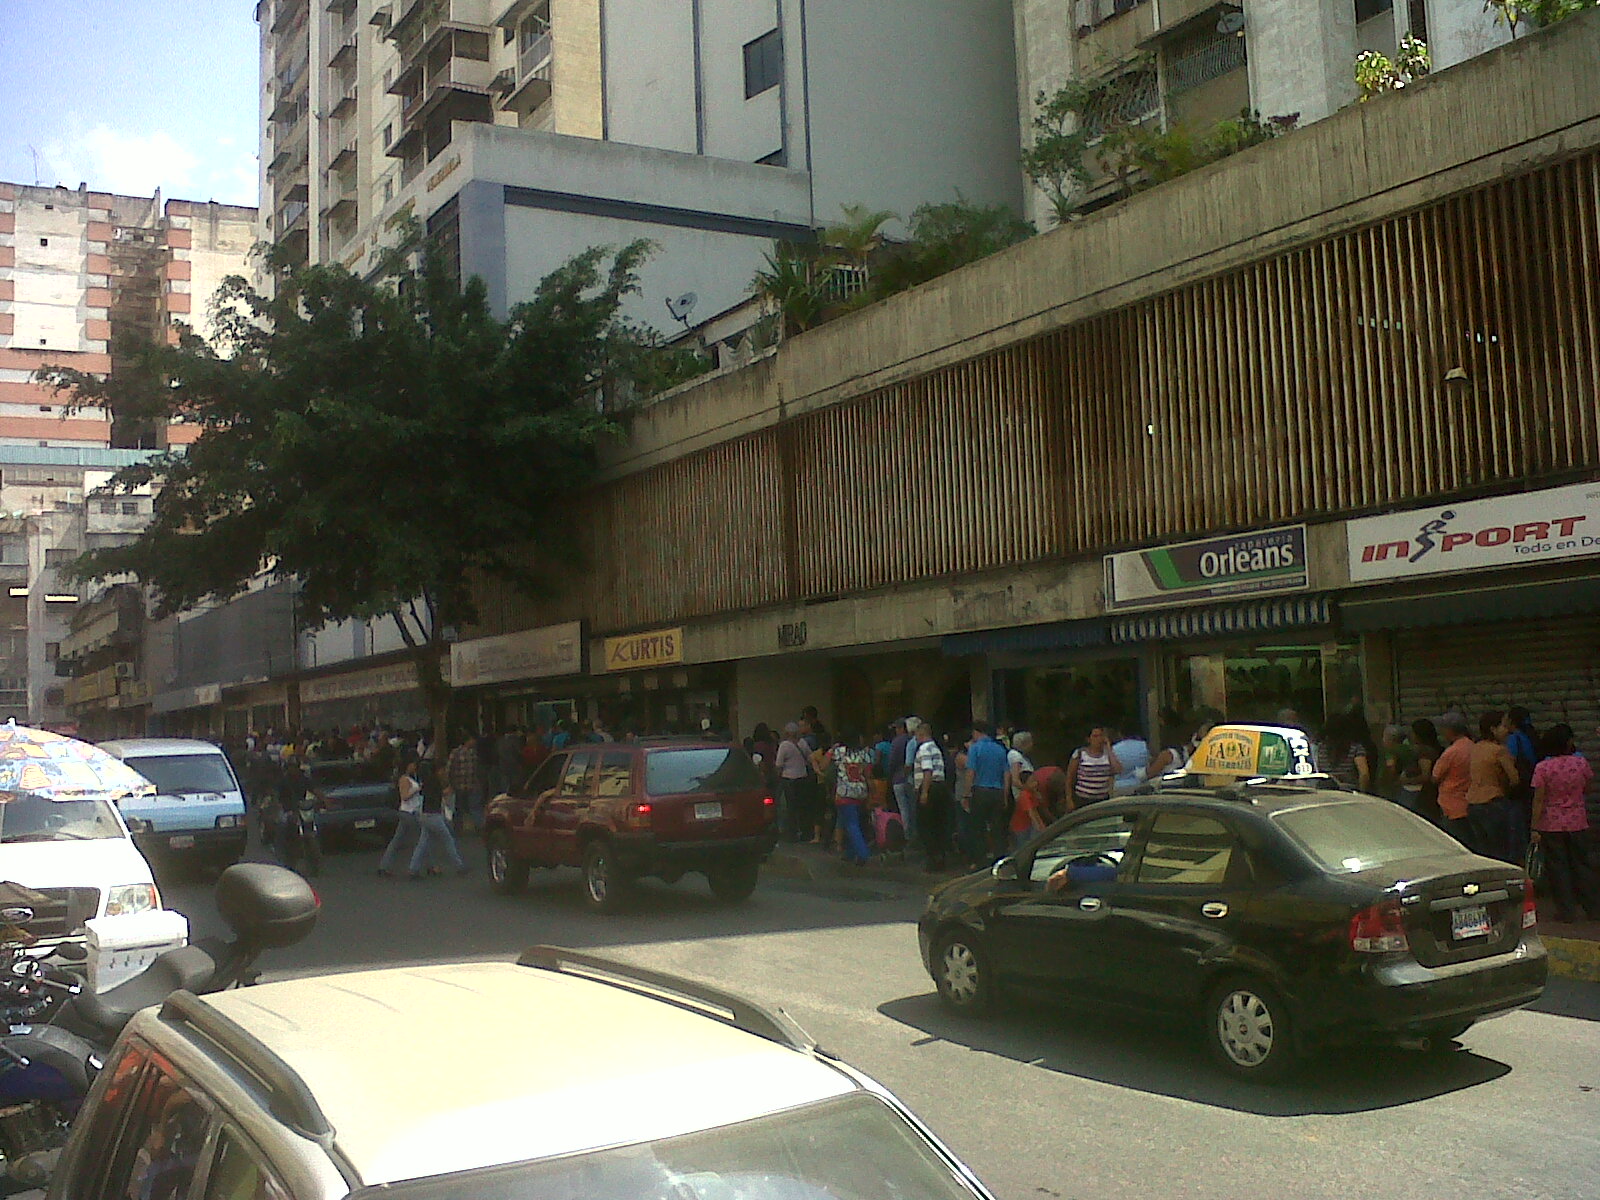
[490,149,1600,637]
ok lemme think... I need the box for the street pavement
[160,836,1600,1200]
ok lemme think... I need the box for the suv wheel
[486,832,528,895]
[582,840,629,913]
[933,929,995,1017]
[1205,977,1298,1083]
[708,860,760,903]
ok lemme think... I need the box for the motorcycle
[275,795,324,879]
[0,864,319,1189]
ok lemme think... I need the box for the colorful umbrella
[0,720,156,804]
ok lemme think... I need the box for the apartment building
[1013,0,1513,225]
[259,0,1021,334]
[0,183,257,450]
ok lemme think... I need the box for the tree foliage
[35,227,664,740]
[1484,0,1597,30]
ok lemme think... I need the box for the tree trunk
[391,609,452,758]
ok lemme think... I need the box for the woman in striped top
[1067,726,1122,809]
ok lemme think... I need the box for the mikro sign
[1347,480,1600,582]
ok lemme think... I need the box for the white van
[98,738,249,867]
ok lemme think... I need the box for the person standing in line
[1317,711,1374,793]
[887,718,915,842]
[1531,724,1600,922]
[1432,714,1476,846]
[914,722,952,871]
[1406,718,1444,822]
[378,757,426,878]
[1504,704,1540,866]
[900,716,922,840]
[446,733,483,837]
[1466,710,1519,862]
[749,722,779,798]
[1006,732,1036,813]
[495,726,523,797]
[1066,726,1122,810]
[1110,726,1153,795]
[408,760,467,880]
[828,732,874,866]
[1378,724,1416,804]
[774,723,811,842]
[963,722,1010,868]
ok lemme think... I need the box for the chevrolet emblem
[1463,883,1480,896]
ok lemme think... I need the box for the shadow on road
[876,991,1513,1117]
[1528,977,1600,1023]
[159,838,923,977]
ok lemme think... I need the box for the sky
[0,0,260,206]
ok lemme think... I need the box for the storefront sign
[449,622,584,689]
[1105,525,1308,610]
[1188,725,1317,779]
[603,628,683,672]
[778,621,808,649]
[1347,480,1600,583]
[300,662,419,706]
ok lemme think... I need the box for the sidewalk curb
[1544,934,1600,982]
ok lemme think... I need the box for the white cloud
[38,121,258,207]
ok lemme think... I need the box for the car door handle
[1079,897,1103,912]
[1201,902,1229,919]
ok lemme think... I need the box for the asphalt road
[160,835,1600,1200]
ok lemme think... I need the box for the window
[203,1127,291,1200]
[39,237,48,247]
[521,753,565,796]
[559,751,595,796]
[594,751,633,798]
[1274,800,1464,874]
[122,753,237,795]
[382,122,393,149]
[1028,811,1137,883]
[742,28,782,98]
[1355,0,1394,20]
[645,748,760,797]
[121,500,139,515]
[45,642,59,662]
[1136,812,1235,885]
[94,1059,211,1200]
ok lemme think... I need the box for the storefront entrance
[997,658,1141,768]
[1165,639,1363,735]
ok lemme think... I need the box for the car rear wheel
[933,929,995,1017]
[582,840,629,913]
[708,860,761,903]
[486,832,528,895]
[1206,978,1298,1083]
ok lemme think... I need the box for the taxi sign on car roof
[1185,725,1317,782]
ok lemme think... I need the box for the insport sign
[1347,480,1600,583]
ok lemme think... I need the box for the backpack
[873,807,907,852]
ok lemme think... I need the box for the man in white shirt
[914,722,952,870]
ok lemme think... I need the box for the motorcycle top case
[215,863,318,949]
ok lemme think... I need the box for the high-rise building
[259,0,1023,335]
[0,183,258,450]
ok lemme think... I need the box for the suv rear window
[1273,800,1467,873]
[645,748,761,797]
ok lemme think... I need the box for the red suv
[482,739,778,912]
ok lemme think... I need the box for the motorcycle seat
[66,944,219,1040]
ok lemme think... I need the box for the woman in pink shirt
[1531,724,1600,922]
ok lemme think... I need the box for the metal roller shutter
[1394,616,1600,763]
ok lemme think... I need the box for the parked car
[40,947,998,1200]
[482,739,778,911]
[303,759,400,847]
[98,738,248,868]
[918,727,1548,1082]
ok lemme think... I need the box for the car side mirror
[991,857,1018,881]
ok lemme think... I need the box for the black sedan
[918,782,1547,1082]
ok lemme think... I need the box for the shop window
[999,659,1140,769]
[1166,640,1363,739]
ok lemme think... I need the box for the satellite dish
[1217,9,1246,35]
[665,292,699,325]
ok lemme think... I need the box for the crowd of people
[744,702,1600,924]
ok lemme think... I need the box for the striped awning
[943,618,1111,657]
[1111,595,1333,645]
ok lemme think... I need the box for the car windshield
[645,748,761,797]
[1273,800,1470,873]
[124,754,236,795]
[367,1093,980,1200]
[0,792,125,842]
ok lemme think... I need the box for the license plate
[1451,904,1491,939]
[355,819,376,830]
[168,835,195,850]
[694,802,723,821]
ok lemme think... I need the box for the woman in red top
[1531,724,1600,922]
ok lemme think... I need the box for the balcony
[329,83,357,118]
[499,30,552,114]
[268,125,309,173]
[280,176,310,203]
[276,201,310,237]
[326,0,356,13]
[329,137,358,169]
[329,31,358,68]
[271,0,308,34]
[321,176,358,220]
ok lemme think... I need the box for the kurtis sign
[450,621,584,689]
[1347,480,1600,583]
[603,628,684,672]
[1105,525,1309,610]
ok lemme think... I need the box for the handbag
[1524,837,1546,886]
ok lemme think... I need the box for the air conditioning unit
[113,663,134,679]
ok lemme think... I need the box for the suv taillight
[1522,880,1538,929]
[762,796,776,821]
[1349,900,1409,954]
[625,802,653,830]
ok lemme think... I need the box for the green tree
[752,241,834,337]
[1484,0,1596,29]
[865,200,1034,300]
[36,228,660,748]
